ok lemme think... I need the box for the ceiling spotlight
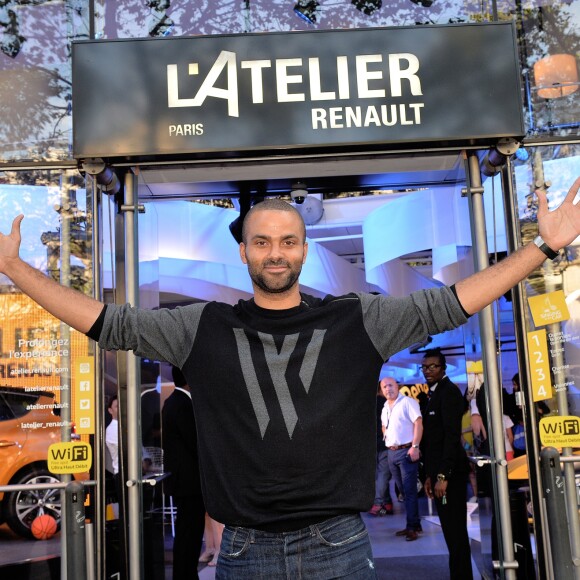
[293,1,319,24]
[351,0,382,15]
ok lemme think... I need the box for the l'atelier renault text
[166,50,425,133]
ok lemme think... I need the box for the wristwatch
[412,444,420,449]
[533,235,558,260]
[436,473,446,482]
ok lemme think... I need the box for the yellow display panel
[528,289,570,328]
[48,441,92,473]
[73,356,95,435]
[527,329,553,402]
[539,416,580,448]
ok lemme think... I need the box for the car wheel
[5,467,61,539]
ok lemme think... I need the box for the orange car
[0,386,66,538]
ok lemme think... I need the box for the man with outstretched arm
[0,178,578,579]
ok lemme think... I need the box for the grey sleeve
[97,302,207,368]
[357,287,468,361]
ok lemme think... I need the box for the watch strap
[533,236,558,260]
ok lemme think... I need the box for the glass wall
[0,170,94,548]
[512,145,580,423]
[509,144,580,575]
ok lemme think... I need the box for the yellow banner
[539,416,580,448]
[527,329,553,402]
[48,442,92,473]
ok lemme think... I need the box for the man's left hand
[407,446,420,463]
[538,176,580,250]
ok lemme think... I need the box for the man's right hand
[0,214,105,334]
[0,215,25,272]
[424,476,433,499]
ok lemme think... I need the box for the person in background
[460,393,478,501]
[382,377,423,541]
[503,412,515,462]
[368,380,393,517]
[105,394,119,476]
[421,349,472,580]
[141,359,162,448]
[162,366,206,580]
[104,394,120,516]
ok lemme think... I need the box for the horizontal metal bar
[467,455,507,467]
[0,480,97,493]
[559,456,580,464]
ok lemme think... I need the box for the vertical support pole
[500,159,547,577]
[59,176,73,580]
[540,448,575,580]
[90,179,106,580]
[465,152,517,580]
[124,171,144,580]
[114,182,130,580]
[86,521,96,580]
[65,480,87,580]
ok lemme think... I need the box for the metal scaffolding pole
[465,151,518,579]
[500,159,548,577]
[59,177,72,580]
[123,171,144,580]
[90,178,106,580]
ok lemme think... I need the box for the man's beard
[248,259,302,294]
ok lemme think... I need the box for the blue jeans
[374,449,392,505]
[388,448,420,530]
[215,514,377,579]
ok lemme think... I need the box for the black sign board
[72,23,524,161]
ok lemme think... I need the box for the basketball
[31,514,58,540]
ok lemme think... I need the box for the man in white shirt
[381,377,423,541]
[105,394,119,474]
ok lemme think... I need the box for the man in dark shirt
[141,360,161,448]
[162,366,205,580]
[421,349,472,580]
